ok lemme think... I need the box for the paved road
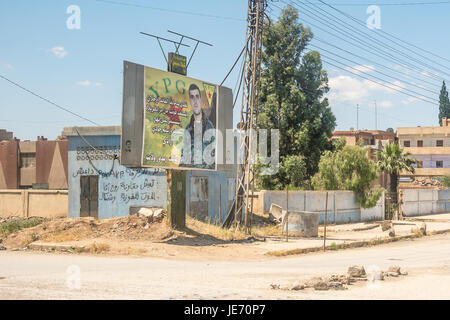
[1,234,450,299]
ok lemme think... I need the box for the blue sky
[1,0,450,140]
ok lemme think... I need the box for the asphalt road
[1,234,450,299]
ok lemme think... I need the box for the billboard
[121,61,233,171]
[168,52,187,75]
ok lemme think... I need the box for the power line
[321,57,437,105]
[281,0,450,82]
[94,0,245,21]
[271,3,447,86]
[296,0,450,76]
[317,1,450,6]
[220,42,247,86]
[308,43,439,96]
[263,8,436,108]
[0,74,101,126]
[313,37,441,91]
[315,0,450,65]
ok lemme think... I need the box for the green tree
[377,142,416,203]
[311,145,383,208]
[440,174,450,187]
[256,5,336,190]
[438,81,450,125]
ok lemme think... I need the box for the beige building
[331,129,396,190]
[397,117,450,186]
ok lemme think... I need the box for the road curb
[266,228,450,257]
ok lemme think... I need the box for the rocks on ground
[270,265,408,292]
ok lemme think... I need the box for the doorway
[80,175,99,218]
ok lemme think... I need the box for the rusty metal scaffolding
[223,0,267,232]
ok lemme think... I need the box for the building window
[417,161,423,168]
[20,153,36,168]
[403,140,410,147]
[437,140,444,147]
[436,161,443,168]
[417,140,423,147]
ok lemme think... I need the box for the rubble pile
[270,265,408,292]
[0,209,171,249]
[412,177,441,187]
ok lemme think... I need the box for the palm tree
[377,142,416,204]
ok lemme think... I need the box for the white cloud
[50,46,68,59]
[346,65,375,75]
[328,75,368,103]
[94,82,102,87]
[363,79,405,94]
[76,80,91,86]
[378,100,393,108]
[327,74,406,105]
[5,64,13,70]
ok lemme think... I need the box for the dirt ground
[0,213,280,261]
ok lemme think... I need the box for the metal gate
[80,175,99,218]
[189,176,208,221]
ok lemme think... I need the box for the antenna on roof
[140,32,190,64]
[167,30,213,68]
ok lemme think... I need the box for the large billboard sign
[121,61,233,171]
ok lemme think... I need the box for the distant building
[0,136,68,189]
[397,117,450,186]
[0,129,13,142]
[331,129,396,190]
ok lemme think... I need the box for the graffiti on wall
[72,160,165,205]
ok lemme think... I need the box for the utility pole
[356,104,359,130]
[374,100,378,130]
[229,0,267,233]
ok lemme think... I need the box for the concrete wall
[67,134,167,219]
[255,190,385,224]
[401,188,450,216]
[0,189,68,218]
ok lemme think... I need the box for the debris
[387,266,401,275]
[289,281,305,291]
[387,272,399,277]
[348,266,366,278]
[270,284,280,290]
[381,221,391,232]
[137,208,154,217]
[388,228,396,237]
[313,281,329,291]
[419,222,427,235]
[327,281,346,290]
[0,246,6,250]
[305,277,324,288]
[269,204,283,222]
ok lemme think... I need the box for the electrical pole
[227,0,267,233]
[374,100,377,130]
[356,104,359,130]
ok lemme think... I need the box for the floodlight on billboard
[121,61,233,171]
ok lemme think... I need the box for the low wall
[0,189,68,218]
[401,188,450,217]
[255,190,384,224]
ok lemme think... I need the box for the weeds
[0,217,44,235]
[329,242,337,250]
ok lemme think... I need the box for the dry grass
[41,231,82,243]
[251,224,282,237]
[88,242,110,254]
[185,215,248,241]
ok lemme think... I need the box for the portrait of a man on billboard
[179,83,216,169]
[142,66,217,170]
